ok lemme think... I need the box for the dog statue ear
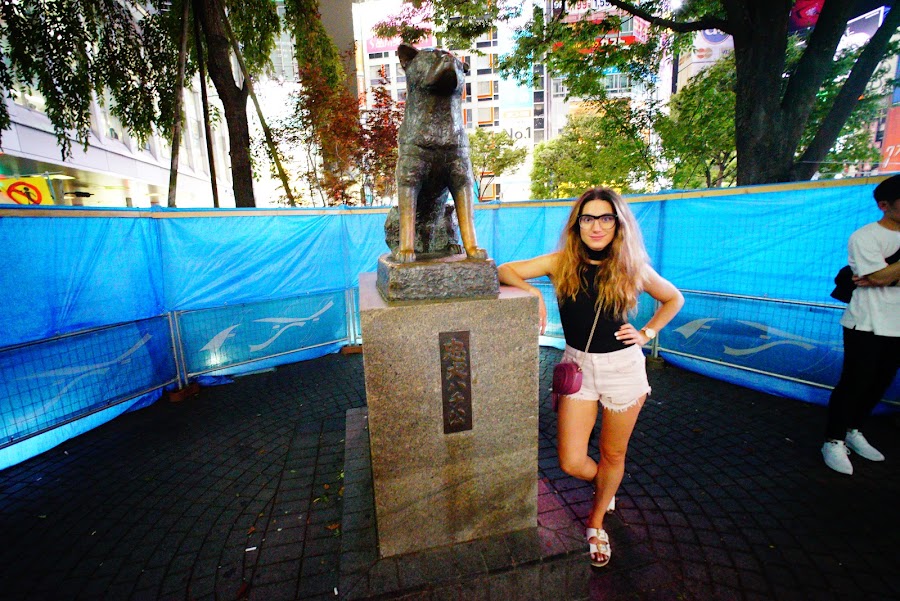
[397,44,419,70]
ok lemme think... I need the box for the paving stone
[367,557,401,597]
[0,350,898,600]
[456,575,491,600]
[297,569,339,598]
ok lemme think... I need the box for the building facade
[351,0,664,201]
[352,0,541,201]
[0,78,235,208]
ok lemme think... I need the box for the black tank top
[558,263,629,354]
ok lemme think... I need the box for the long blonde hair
[554,187,649,320]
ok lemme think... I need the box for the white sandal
[586,527,611,567]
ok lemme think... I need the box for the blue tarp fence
[1,177,897,470]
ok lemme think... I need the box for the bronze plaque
[439,331,473,434]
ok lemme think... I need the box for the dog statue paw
[466,246,488,260]
[393,248,417,264]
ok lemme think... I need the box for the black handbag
[830,265,855,303]
[831,247,900,303]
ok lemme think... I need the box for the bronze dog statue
[389,44,487,263]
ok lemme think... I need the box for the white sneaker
[845,429,885,461]
[822,440,853,475]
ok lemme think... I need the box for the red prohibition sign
[7,181,43,205]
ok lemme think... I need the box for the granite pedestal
[376,253,500,302]
[358,272,539,558]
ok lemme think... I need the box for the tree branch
[605,0,731,34]
[793,3,900,180]
[781,0,856,115]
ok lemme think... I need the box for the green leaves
[531,99,655,198]
[0,1,142,155]
[467,128,527,201]
[0,0,283,163]
[284,0,344,89]
[655,53,737,188]
[229,0,280,75]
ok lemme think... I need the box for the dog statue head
[398,45,469,97]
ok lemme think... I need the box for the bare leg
[395,185,417,263]
[556,396,600,482]
[449,185,486,259]
[557,396,610,566]
[588,395,646,532]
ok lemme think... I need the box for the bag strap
[585,306,602,352]
[575,307,603,367]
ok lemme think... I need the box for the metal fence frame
[0,315,180,450]
[172,289,357,382]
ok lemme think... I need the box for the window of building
[533,91,544,103]
[370,63,390,85]
[13,86,48,113]
[96,97,125,144]
[464,108,473,129]
[481,182,501,200]
[875,110,887,144]
[397,89,407,102]
[604,72,633,94]
[551,78,568,98]
[477,106,499,127]
[191,118,207,174]
[159,137,171,160]
[534,103,544,117]
[463,82,472,101]
[475,54,498,75]
[477,80,499,101]
[476,28,499,48]
[534,129,545,143]
[532,64,545,90]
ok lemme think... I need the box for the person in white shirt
[822,175,900,475]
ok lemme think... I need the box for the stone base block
[339,407,592,600]
[376,253,500,302]
[358,272,538,558]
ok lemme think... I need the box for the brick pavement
[0,348,898,600]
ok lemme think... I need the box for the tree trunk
[730,0,794,184]
[730,0,863,185]
[611,0,895,185]
[196,0,255,207]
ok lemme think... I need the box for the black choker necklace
[584,246,608,261]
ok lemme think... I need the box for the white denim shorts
[562,343,651,412]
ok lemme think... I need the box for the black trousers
[825,327,900,441]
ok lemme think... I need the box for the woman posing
[498,187,683,567]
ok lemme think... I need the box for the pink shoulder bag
[551,307,602,412]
